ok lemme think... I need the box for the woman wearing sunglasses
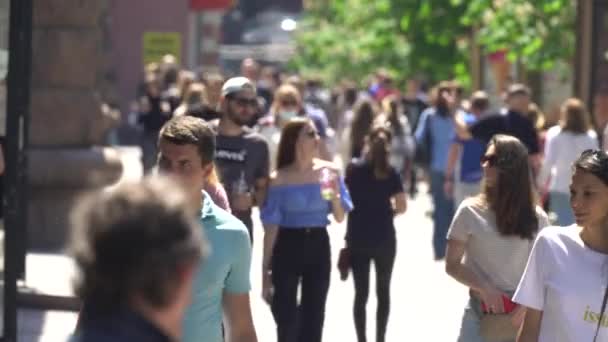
[445,134,550,342]
[260,117,353,342]
[516,149,608,342]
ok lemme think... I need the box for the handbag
[337,247,350,281]
[479,312,518,341]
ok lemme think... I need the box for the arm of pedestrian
[392,192,407,215]
[445,239,507,313]
[454,115,473,140]
[253,177,269,208]
[261,224,278,304]
[222,293,258,342]
[516,307,543,342]
[444,142,461,198]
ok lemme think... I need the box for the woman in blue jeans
[345,125,407,342]
[445,135,550,342]
[261,117,353,342]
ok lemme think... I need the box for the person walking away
[445,135,550,342]
[345,125,407,342]
[260,118,353,342]
[537,98,598,226]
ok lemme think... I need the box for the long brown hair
[365,125,393,179]
[477,135,538,239]
[276,117,311,170]
[349,99,376,158]
[560,98,591,134]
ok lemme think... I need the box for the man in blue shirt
[414,81,457,260]
[157,116,257,342]
[445,91,489,207]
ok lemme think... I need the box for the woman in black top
[345,125,407,342]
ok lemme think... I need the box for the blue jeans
[457,296,516,342]
[549,192,574,226]
[430,171,454,260]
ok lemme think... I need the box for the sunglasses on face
[480,154,498,167]
[232,97,257,108]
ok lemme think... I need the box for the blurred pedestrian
[446,135,549,342]
[415,82,457,260]
[538,98,598,226]
[157,116,257,342]
[346,99,377,162]
[71,176,206,342]
[515,150,608,341]
[454,83,541,173]
[445,91,490,208]
[260,117,353,342]
[257,83,303,170]
[345,125,407,342]
[138,75,172,172]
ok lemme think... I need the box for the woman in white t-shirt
[516,149,608,342]
[538,98,598,226]
[446,134,550,342]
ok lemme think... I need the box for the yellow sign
[142,32,181,65]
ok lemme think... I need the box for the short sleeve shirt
[182,193,252,342]
[215,128,270,216]
[514,226,608,342]
[447,199,549,291]
[345,160,403,249]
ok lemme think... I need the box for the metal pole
[4,0,32,339]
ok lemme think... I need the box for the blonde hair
[270,84,302,116]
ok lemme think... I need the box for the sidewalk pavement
[12,147,469,341]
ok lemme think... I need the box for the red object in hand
[481,295,517,314]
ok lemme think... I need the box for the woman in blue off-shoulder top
[260,117,353,342]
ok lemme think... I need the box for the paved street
[249,183,469,342]
[18,149,469,341]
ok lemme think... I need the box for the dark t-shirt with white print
[215,126,270,226]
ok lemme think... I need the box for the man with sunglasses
[215,77,270,242]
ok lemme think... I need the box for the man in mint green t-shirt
[157,116,257,342]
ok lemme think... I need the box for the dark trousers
[234,211,254,244]
[271,228,331,342]
[351,243,396,342]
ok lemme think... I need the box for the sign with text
[142,32,181,65]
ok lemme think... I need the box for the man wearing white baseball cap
[214,76,270,244]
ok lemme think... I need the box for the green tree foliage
[289,0,574,87]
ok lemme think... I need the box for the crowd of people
[71,54,608,342]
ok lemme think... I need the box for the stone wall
[28,0,122,249]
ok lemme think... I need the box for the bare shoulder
[269,169,287,186]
